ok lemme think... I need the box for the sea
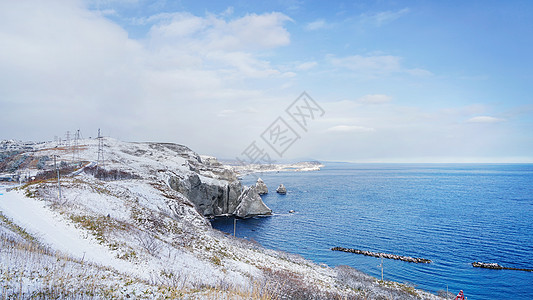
[210,163,533,300]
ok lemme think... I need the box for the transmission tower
[73,129,81,167]
[97,129,105,170]
[65,131,71,148]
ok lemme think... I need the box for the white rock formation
[276,184,287,194]
[255,178,268,195]
[233,186,272,218]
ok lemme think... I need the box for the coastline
[1,139,443,299]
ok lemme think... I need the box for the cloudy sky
[1,0,532,163]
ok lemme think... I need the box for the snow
[0,188,138,277]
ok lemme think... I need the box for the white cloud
[328,54,401,75]
[466,116,505,123]
[305,19,327,31]
[406,68,433,76]
[357,94,392,104]
[360,8,410,27]
[206,51,282,78]
[0,0,295,154]
[149,13,206,38]
[217,109,236,117]
[148,12,291,51]
[144,11,292,79]
[327,54,431,77]
[296,61,318,70]
[326,125,375,133]
[221,7,234,16]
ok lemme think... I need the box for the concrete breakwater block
[472,262,533,272]
[331,246,432,263]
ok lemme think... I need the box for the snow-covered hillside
[0,138,442,299]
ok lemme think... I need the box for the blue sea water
[210,163,533,299]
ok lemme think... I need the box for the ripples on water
[210,164,533,299]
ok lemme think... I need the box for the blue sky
[1,0,532,162]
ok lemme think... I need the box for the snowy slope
[0,188,136,275]
[0,139,443,299]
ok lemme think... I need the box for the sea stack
[233,186,272,218]
[255,178,268,195]
[276,184,287,194]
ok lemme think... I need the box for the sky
[1,0,532,163]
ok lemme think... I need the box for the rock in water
[233,186,272,218]
[276,184,287,194]
[255,178,268,195]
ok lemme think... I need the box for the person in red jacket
[455,290,465,300]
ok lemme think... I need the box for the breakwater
[472,262,533,272]
[331,247,432,263]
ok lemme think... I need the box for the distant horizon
[318,160,533,164]
[2,136,533,165]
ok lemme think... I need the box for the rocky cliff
[144,144,271,218]
[234,186,272,218]
[168,173,243,217]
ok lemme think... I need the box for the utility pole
[54,155,62,199]
[73,129,80,167]
[97,129,105,179]
[233,218,237,237]
[380,256,384,281]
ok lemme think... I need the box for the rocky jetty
[255,178,268,195]
[276,184,287,194]
[332,247,432,264]
[472,262,533,272]
[234,186,272,218]
[472,262,503,269]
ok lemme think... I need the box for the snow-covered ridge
[0,138,270,218]
[0,138,442,299]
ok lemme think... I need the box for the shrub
[83,165,140,181]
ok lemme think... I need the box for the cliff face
[168,174,243,216]
[155,146,270,218]
[120,142,271,218]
